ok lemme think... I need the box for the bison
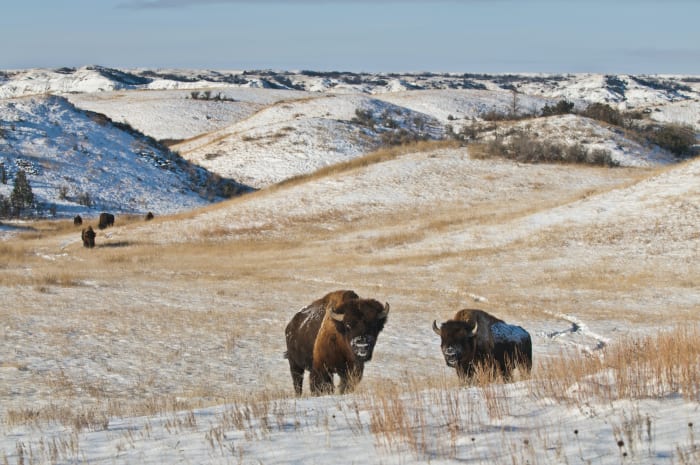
[73,215,82,226]
[285,290,390,396]
[81,226,96,248]
[433,309,532,382]
[98,212,114,230]
[145,211,154,221]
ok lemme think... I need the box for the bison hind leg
[288,362,305,396]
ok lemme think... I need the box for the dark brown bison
[433,309,532,382]
[81,226,96,248]
[73,215,82,226]
[285,290,390,395]
[98,212,114,230]
[145,211,154,221]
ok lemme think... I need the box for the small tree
[0,194,10,217]
[542,100,575,117]
[10,169,34,216]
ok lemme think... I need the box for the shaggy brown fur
[285,290,389,395]
[98,212,115,230]
[433,309,532,382]
[81,226,96,248]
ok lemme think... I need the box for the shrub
[476,131,618,166]
[645,123,696,157]
[541,100,574,117]
[580,103,624,126]
[77,192,92,207]
[352,109,375,128]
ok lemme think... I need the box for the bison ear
[330,310,344,322]
[378,302,390,320]
[432,320,441,336]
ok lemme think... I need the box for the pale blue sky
[2,0,699,74]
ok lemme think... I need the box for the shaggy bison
[145,211,154,221]
[81,226,96,248]
[98,212,114,230]
[73,215,82,226]
[285,290,390,395]
[433,309,532,382]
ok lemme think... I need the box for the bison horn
[432,320,441,336]
[330,310,345,322]
[378,302,390,319]
[470,321,478,335]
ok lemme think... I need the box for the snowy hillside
[0,95,249,218]
[1,139,698,464]
[1,65,698,215]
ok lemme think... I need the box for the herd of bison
[73,215,532,396]
[285,290,532,396]
[76,211,153,248]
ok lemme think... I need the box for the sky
[1,0,699,74]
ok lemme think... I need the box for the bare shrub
[645,123,696,157]
[473,131,618,166]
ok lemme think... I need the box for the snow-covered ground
[1,66,699,464]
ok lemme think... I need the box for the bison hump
[491,322,529,344]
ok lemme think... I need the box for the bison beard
[433,309,532,382]
[284,290,389,396]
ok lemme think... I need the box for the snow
[1,66,700,464]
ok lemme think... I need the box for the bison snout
[443,346,461,367]
[351,336,375,361]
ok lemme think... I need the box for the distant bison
[285,290,390,395]
[98,212,115,230]
[433,309,532,382]
[73,215,82,226]
[81,226,96,248]
[145,211,154,221]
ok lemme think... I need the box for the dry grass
[271,139,460,191]
[531,325,700,403]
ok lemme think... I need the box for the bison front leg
[310,367,335,395]
[456,363,475,383]
[338,365,363,394]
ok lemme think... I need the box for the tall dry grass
[531,325,700,403]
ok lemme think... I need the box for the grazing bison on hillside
[73,215,82,226]
[145,211,154,221]
[433,309,532,382]
[285,290,390,395]
[81,226,96,248]
[98,212,114,230]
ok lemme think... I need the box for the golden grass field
[1,142,699,439]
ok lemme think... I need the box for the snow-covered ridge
[1,65,698,217]
[0,95,250,218]
[2,66,699,108]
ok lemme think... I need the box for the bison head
[330,299,389,362]
[433,319,478,368]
